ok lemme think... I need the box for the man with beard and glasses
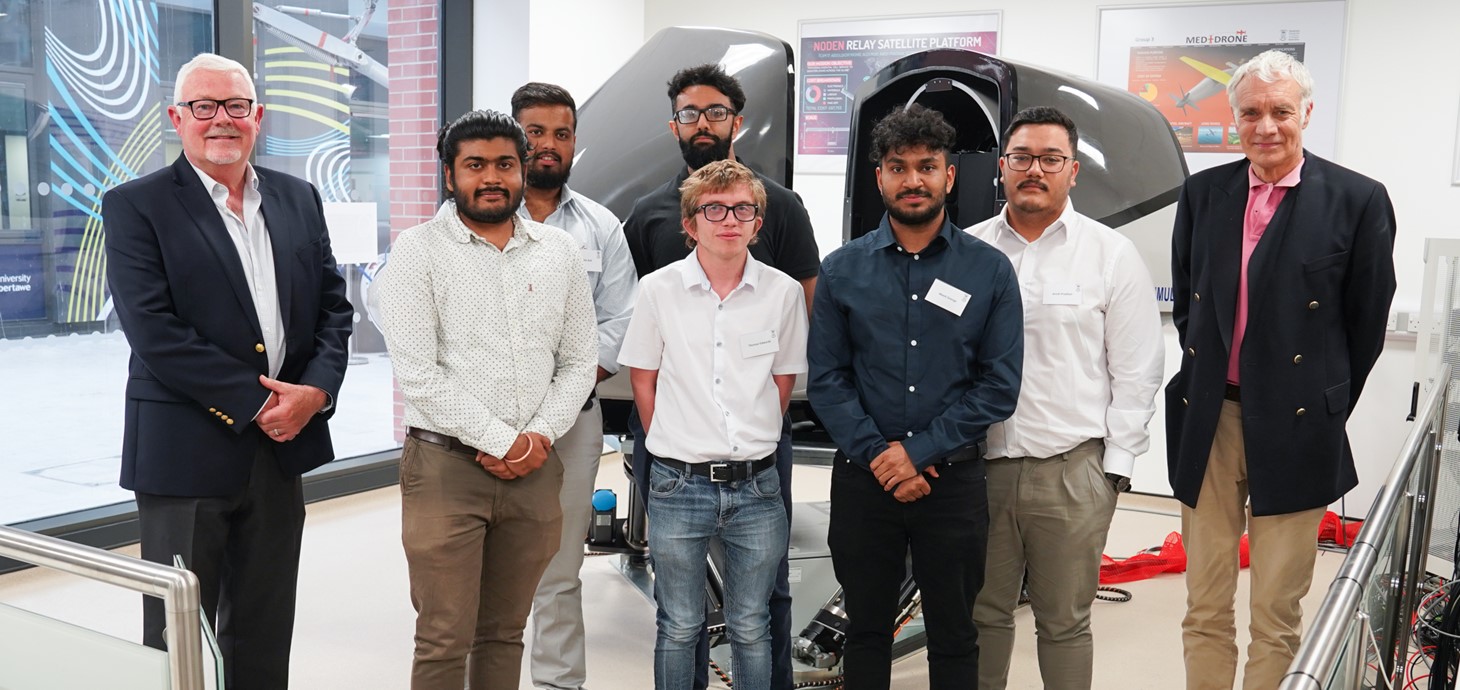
[621,62,820,690]
[808,104,1022,690]
[966,106,1163,690]
[376,109,597,690]
[510,82,638,690]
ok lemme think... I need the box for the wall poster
[1097,1,1347,173]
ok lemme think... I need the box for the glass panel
[0,600,170,689]
[253,0,397,461]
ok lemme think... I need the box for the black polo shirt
[623,165,821,279]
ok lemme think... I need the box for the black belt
[654,455,775,483]
[834,440,986,467]
[406,427,476,454]
[1225,383,1241,402]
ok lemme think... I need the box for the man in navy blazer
[103,53,352,689]
[1166,50,1395,690]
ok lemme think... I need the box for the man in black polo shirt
[623,63,819,690]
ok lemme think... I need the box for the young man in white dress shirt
[376,109,598,690]
[511,81,639,690]
[618,160,807,690]
[966,106,1164,690]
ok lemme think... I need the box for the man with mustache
[1167,50,1396,690]
[622,62,820,690]
[102,52,353,690]
[376,109,598,690]
[510,82,638,690]
[808,104,1022,689]
[966,106,1164,690]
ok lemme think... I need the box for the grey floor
[0,451,1344,689]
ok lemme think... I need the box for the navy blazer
[103,155,353,497]
[1166,152,1396,516]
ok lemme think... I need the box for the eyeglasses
[695,203,759,222]
[177,98,254,120]
[673,105,736,125]
[1003,153,1074,173]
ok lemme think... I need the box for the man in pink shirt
[1166,49,1396,690]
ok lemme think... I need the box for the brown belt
[406,427,476,454]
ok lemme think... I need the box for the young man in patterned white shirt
[618,160,807,690]
[376,109,598,690]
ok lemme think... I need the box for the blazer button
[226,418,235,425]
[1194,292,1201,302]
[255,343,266,353]
[214,410,223,417]
[1182,397,1189,406]
[1293,354,1304,364]
[1296,408,1307,416]
[1308,301,1320,310]
[1187,347,1196,357]
[209,407,216,413]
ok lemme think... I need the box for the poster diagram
[1129,43,1303,154]
[798,30,997,156]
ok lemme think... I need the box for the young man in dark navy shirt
[808,104,1023,690]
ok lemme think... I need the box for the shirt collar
[868,213,957,253]
[680,247,760,292]
[514,184,579,222]
[1248,157,1304,190]
[439,199,540,245]
[991,200,1076,245]
[190,161,259,200]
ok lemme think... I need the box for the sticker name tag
[581,249,603,273]
[926,279,971,317]
[1043,282,1081,305]
[740,329,779,358]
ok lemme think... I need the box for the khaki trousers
[973,439,1118,690]
[400,435,565,690]
[1181,401,1325,690]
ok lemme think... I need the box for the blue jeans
[630,409,796,690]
[648,459,789,690]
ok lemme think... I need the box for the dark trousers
[630,407,795,690]
[827,456,988,690]
[136,443,306,690]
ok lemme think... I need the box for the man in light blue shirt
[512,81,638,690]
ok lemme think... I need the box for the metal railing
[0,524,204,690]
[1280,363,1451,689]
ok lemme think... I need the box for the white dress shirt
[618,251,808,464]
[191,162,284,378]
[515,185,637,373]
[376,201,598,457]
[966,202,1164,477]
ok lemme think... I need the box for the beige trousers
[1181,401,1325,690]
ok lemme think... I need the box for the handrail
[0,524,203,690]
[1280,363,1451,689]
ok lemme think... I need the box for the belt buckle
[709,463,732,483]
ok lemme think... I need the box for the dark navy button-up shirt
[808,215,1023,470]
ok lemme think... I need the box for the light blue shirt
[518,185,638,374]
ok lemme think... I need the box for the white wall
[527,0,645,103]
[634,0,1454,515]
[473,0,530,111]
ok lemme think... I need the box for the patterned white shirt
[618,251,808,464]
[377,201,597,457]
[966,202,1164,477]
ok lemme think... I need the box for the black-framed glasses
[673,105,736,125]
[177,98,254,120]
[696,203,759,222]
[1003,153,1073,173]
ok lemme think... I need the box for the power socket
[1386,312,1399,331]
[1409,314,1423,332]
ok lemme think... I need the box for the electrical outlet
[1409,314,1423,333]
[1386,312,1399,331]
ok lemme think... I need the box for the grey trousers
[973,439,1118,690]
[529,401,605,690]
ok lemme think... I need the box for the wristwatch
[1105,473,1131,493]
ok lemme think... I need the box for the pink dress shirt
[1228,159,1305,384]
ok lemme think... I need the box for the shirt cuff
[1102,443,1136,478]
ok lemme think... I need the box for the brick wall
[388,0,440,442]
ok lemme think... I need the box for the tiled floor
[0,452,1344,689]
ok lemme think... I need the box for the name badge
[740,329,779,358]
[926,279,970,317]
[581,249,603,273]
[1043,282,1081,305]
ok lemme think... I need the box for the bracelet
[506,435,534,464]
